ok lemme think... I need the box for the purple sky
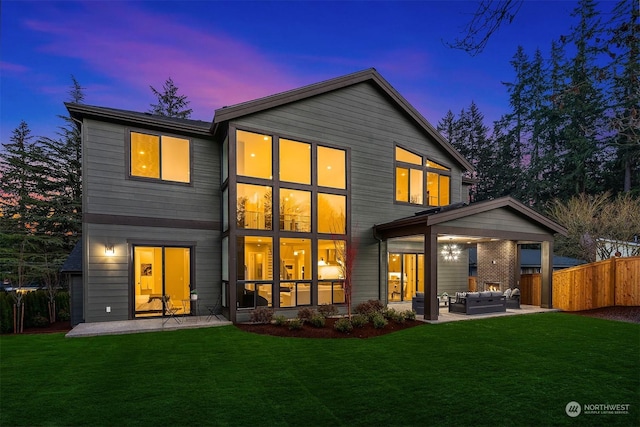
[1,1,603,145]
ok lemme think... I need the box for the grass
[1,312,638,427]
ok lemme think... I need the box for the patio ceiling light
[441,240,460,262]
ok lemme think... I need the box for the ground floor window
[234,236,346,309]
[133,245,192,318]
[388,253,424,302]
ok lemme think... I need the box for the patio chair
[163,296,181,325]
[206,294,223,321]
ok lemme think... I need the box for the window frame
[231,126,349,310]
[126,129,193,185]
[394,144,451,207]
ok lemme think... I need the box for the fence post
[611,256,617,307]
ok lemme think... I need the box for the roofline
[374,196,568,236]
[212,68,474,172]
[65,103,212,138]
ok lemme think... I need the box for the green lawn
[1,312,638,426]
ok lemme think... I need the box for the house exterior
[67,68,566,324]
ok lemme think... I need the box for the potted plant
[190,289,198,301]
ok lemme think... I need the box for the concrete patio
[66,304,558,338]
[388,302,559,324]
[66,315,232,338]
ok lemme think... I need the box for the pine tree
[557,0,608,196]
[0,121,53,289]
[604,0,640,194]
[149,77,193,118]
[39,76,84,253]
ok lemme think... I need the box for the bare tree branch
[445,0,524,56]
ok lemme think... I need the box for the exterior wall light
[105,244,115,256]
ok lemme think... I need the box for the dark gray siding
[83,224,220,322]
[83,119,218,222]
[82,119,220,323]
[442,209,551,235]
[231,81,466,305]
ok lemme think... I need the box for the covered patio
[374,197,567,321]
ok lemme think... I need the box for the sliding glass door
[133,246,191,318]
[388,253,424,302]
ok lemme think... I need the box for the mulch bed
[236,317,424,339]
[19,321,72,335]
[568,306,640,324]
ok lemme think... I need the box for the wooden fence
[521,256,639,311]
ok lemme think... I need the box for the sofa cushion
[490,291,503,297]
[479,291,492,298]
[466,292,480,298]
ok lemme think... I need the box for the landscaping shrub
[30,314,49,328]
[24,291,49,327]
[404,310,417,321]
[309,313,326,328]
[351,314,368,328]
[334,317,353,333]
[249,307,274,324]
[354,299,384,319]
[57,309,71,322]
[297,307,316,321]
[288,318,304,330]
[384,308,405,323]
[0,292,13,334]
[372,313,388,329]
[318,304,338,317]
[56,291,70,316]
[273,315,288,326]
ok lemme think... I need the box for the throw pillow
[511,288,521,296]
[504,288,512,298]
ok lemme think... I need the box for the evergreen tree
[0,121,53,288]
[439,103,494,202]
[604,0,640,194]
[149,77,193,118]
[557,0,608,196]
[39,76,84,253]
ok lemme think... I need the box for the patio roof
[373,196,568,239]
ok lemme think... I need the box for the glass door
[388,253,425,302]
[133,246,191,318]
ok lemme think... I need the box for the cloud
[23,3,311,119]
[0,62,30,74]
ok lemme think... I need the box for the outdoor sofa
[448,291,506,315]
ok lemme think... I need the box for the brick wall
[477,241,517,291]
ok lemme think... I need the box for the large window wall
[229,129,348,310]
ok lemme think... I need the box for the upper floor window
[130,131,190,183]
[237,130,272,179]
[395,146,450,207]
[427,160,450,206]
[318,146,346,189]
[280,139,311,184]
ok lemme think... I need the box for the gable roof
[66,103,212,138]
[212,68,473,172]
[374,196,568,237]
[60,241,83,273]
